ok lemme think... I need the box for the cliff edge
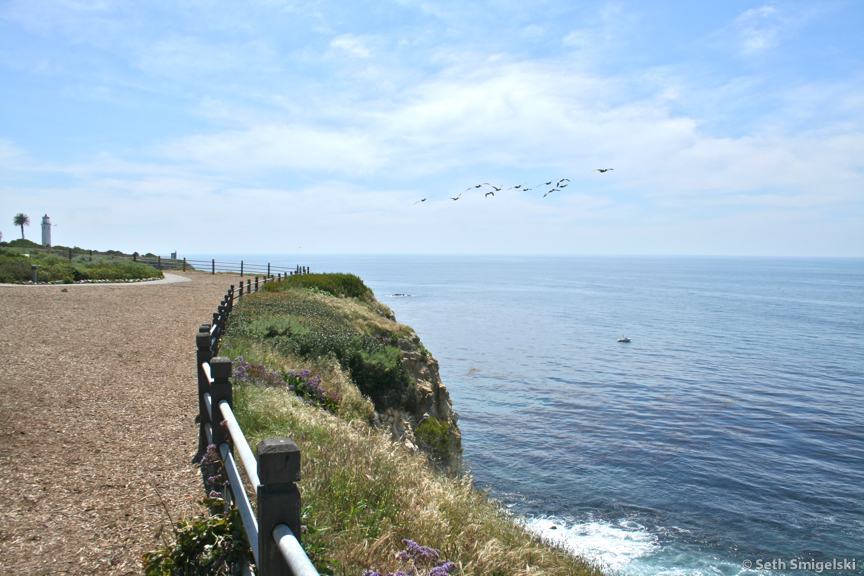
[222,273,462,469]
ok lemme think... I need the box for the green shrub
[6,238,40,249]
[0,253,33,283]
[142,502,249,576]
[415,416,454,463]
[0,251,161,283]
[348,344,416,410]
[263,273,372,300]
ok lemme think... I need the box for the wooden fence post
[255,276,259,292]
[183,257,187,271]
[194,325,213,462]
[241,260,244,277]
[247,278,251,294]
[257,438,302,575]
[210,357,233,447]
[227,286,234,313]
[267,262,271,277]
[212,259,216,275]
[239,282,244,297]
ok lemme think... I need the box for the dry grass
[235,384,603,576]
[222,337,375,422]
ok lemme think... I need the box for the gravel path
[0,271,241,575]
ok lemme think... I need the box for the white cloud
[329,34,372,59]
[735,4,782,54]
[158,124,387,176]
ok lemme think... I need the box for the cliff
[221,273,462,470]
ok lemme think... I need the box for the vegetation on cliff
[202,273,602,575]
[222,273,461,468]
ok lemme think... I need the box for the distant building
[41,214,51,247]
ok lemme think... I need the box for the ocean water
[208,255,864,575]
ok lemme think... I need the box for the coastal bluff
[219,272,462,470]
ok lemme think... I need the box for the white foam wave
[523,515,659,571]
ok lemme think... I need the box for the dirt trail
[0,271,241,575]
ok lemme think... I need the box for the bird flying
[414,198,427,205]
[451,191,463,201]
[596,168,614,173]
[485,191,495,198]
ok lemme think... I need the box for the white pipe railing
[198,298,320,576]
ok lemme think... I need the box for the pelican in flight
[414,198,427,205]
[485,191,495,198]
[596,168,614,173]
[451,191,463,201]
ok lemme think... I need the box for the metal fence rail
[195,275,320,576]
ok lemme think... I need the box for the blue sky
[1,0,862,256]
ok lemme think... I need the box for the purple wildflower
[234,357,339,412]
[362,571,382,576]
[429,561,457,576]
[400,539,440,565]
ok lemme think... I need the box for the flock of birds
[414,168,614,205]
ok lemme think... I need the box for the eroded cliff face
[374,331,462,472]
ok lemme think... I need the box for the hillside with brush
[221,272,462,469]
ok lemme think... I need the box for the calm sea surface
[207,255,864,575]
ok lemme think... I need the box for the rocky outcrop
[374,332,462,472]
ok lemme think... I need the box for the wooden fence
[195,273,320,576]
[6,244,310,277]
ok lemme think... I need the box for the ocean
[203,255,864,575]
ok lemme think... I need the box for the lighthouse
[41,214,51,247]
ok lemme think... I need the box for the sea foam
[523,515,659,571]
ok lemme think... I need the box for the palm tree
[13,213,29,239]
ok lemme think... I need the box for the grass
[233,383,602,576]
[0,249,162,283]
[222,287,419,413]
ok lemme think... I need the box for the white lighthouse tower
[41,214,51,247]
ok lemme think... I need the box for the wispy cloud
[329,34,372,59]
[735,4,783,55]
[157,124,387,176]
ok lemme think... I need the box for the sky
[1,0,862,257]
